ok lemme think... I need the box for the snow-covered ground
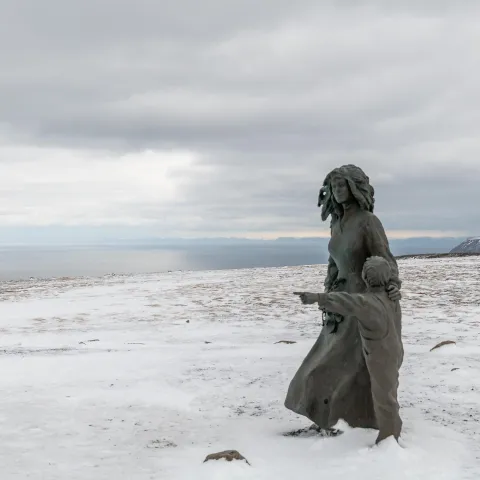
[0,257,479,479]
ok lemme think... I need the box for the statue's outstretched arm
[295,291,387,334]
[318,292,387,334]
[317,292,365,317]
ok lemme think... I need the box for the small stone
[430,340,456,352]
[203,450,250,465]
[148,439,177,449]
[275,340,297,344]
[283,425,343,438]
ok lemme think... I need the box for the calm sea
[0,244,328,281]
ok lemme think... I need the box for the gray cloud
[0,0,479,237]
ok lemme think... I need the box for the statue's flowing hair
[318,164,375,223]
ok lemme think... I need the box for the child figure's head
[362,256,392,288]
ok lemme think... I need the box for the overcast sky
[1,1,479,241]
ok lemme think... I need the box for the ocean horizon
[0,243,328,281]
[0,235,465,282]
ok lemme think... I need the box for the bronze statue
[294,256,403,444]
[285,164,402,437]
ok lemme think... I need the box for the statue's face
[331,176,351,204]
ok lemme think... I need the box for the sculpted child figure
[295,256,403,444]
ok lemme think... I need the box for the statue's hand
[386,285,401,301]
[293,292,319,305]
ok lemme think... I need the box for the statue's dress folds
[284,210,401,429]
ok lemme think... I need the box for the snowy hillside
[0,258,479,479]
[451,237,480,253]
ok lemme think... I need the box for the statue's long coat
[284,210,402,430]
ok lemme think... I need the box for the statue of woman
[285,164,401,433]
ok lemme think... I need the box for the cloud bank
[1,1,479,239]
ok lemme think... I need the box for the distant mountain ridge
[450,237,480,254]
[0,234,467,255]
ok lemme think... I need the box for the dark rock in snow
[203,450,250,465]
[430,340,456,352]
